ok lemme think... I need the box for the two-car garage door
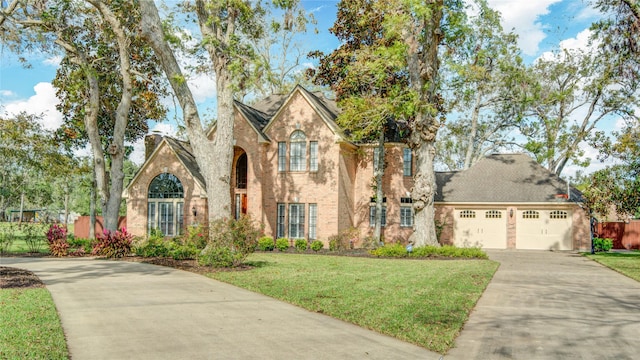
[454,208,573,250]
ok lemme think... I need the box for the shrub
[168,241,198,260]
[183,225,208,250]
[0,224,16,254]
[369,244,407,257]
[135,235,170,258]
[593,237,613,252]
[275,237,289,252]
[328,227,359,251]
[92,228,133,258]
[258,236,275,251]
[23,223,47,253]
[197,216,260,267]
[295,239,307,252]
[68,237,93,254]
[46,224,69,257]
[310,240,323,252]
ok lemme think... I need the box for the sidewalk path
[1,257,442,360]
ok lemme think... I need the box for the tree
[437,0,525,170]
[140,0,302,234]
[518,47,638,176]
[309,0,410,244]
[239,1,317,99]
[1,0,167,231]
[0,113,72,223]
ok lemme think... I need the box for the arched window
[147,173,184,236]
[289,130,306,171]
[236,153,247,189]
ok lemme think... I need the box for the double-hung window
[400,197,413,227]
[289,203,305,238]
[289,131,306,171]
[310,141,318,172]
[403,148,412,176]
[308,204,317,240]
[276,203,286,238]
[369,206,387,227]
[148,173,184,236]
[278,142,286,172]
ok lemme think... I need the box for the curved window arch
[147,173,184,236]
[290,130,306,171]
[236,153,248,189]
[148,173,184,198]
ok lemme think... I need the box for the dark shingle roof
[164,137,205,188]
[435,153,582,203]
[234,100,270,140]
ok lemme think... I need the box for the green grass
[210,253,498,354]
[0,222,50,254]
[586,251,640,282]
[0,288,69,359]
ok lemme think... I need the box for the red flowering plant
[92,228,133,258]
[46,224,69,257]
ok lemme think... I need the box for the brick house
[125,85,591,250]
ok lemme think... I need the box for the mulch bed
[0,267,45,289]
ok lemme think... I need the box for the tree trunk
[63,185,69,225]
[463,91,482,170]
[404,0,443,247]
[89,174,96,239]
[373,132,385,245]
[18,192,24,226]
[140,0,233,236]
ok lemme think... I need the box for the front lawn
[211,253,498,354]
[0,288,68,359]
[586,251,640,282]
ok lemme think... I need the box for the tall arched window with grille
[147,173,184,236]
[289,130,306,171]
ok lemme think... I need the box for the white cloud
[487,0,561,56]
[3,82,63,131]
[537,28,595,62]
[128,122,179,165]
[0,89,15,97]
[187,72,217,104]
[43,56,62,67]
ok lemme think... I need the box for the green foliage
[0,223,17,254]
[197,216,260,267]
[370,244,488,259]
[258,236,275,251]
[183,224,209,250]
[134,233,170,258]
[91,228,133,258]
[22,223,47,253]
[328,227,359,251]
[68,237,93,254]
[167,240,198,260]
[275,237,289,252]
[593,237,614,252]
[294,239,307,252]
[310,240,323,252]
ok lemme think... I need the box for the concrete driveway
[447,250,640,360]
[0,257,441,360]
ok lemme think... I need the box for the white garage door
[454,209,507,249]
[516,210,572,250]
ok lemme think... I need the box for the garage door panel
[454,209,507,249]
[516,210,572,250]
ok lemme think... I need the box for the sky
[0,0,615,176]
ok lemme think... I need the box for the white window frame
[308,204,317,240]
[403,148,412,176]
[276,203,286,238]
[289,203,305,239]
[278,142,286,172]
[310,141,318,172]
[290,131,306,172]
[369,206,387,227]
[400,206,413,227]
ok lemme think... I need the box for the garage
[454,209,507,249]
[516,209,573,250]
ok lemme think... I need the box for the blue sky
[0,0,609,174]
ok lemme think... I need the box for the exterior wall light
[192,206,197,217]
[509,209,514,218]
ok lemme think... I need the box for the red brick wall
[74,216,127,239]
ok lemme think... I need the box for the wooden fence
[74,216,127,239]
[596,220,640,250]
